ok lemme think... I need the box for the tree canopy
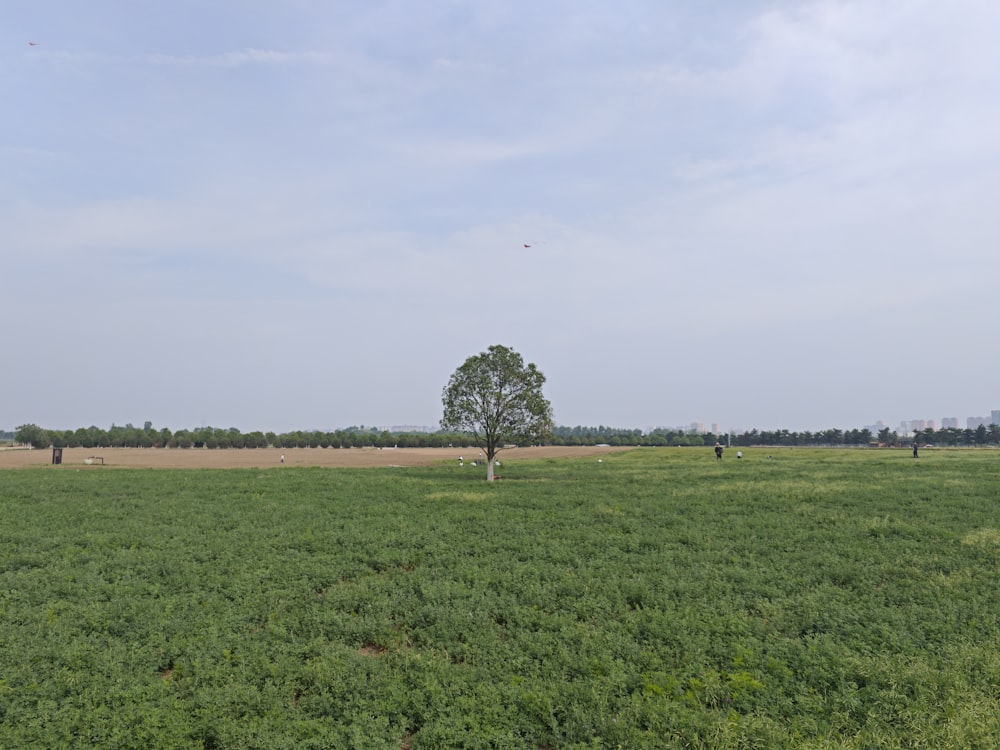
[441,345,554,481]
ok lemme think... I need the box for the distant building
[865,420,888,435]
[941,417,959,429]
[689,422,705,434]
[968,416,989,429]
[711,423,721,435]
[992,410,1000,426]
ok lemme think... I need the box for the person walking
[714,442,723,460]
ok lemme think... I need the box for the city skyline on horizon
[626,408,1000,437]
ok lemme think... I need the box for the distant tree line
[912,424,1000,447]
[11,421,1000,451]
[551,425,895,447]
[729,427,878,447]
[11,423,485,450]
[555,426,876,447]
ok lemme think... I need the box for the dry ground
[0,445,631,470]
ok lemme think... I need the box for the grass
[1,448,999,748]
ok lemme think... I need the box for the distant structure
[904,410,1000,432]
[680,409,996,437]
[865,420,888,435]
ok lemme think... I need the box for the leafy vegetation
[1,449,998,748]
[11,422,482,451]
[13,420,1000,450]
[442,344,554,481]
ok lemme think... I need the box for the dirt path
[0,445,631,470]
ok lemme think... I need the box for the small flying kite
[28,42,38,46]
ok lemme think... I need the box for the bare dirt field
[0,445,631,470]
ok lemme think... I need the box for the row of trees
[912,424,1000,446]
[14,421,1000,451]
[729,427,878,447]
[560,425,1000,447]
[11,423,488,451]
[559,427,878,447]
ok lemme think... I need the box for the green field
[1,449,999,748]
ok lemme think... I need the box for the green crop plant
[0,447,998,748]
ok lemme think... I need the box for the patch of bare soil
[0,445,631,470]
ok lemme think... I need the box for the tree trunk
[486,457,494,482]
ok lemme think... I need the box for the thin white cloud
[145,48,341,67]
[32,47,348,68]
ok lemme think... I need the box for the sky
[3,1,999,434]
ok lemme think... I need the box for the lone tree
[441,344,554,481]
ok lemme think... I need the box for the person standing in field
[913,442,919,458]
[715,442,723,460]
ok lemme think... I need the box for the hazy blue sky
[4,1,999,434]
